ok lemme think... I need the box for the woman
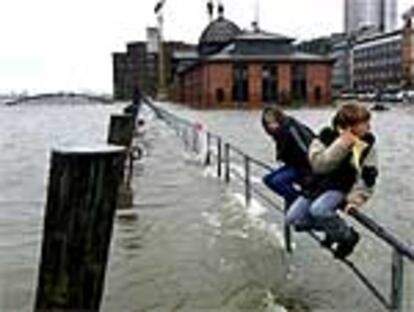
[262,106,314,207]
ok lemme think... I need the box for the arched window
[232,63,249,105]
[291,64,307,101]
[314,86,322,104]
[216,88,225,103]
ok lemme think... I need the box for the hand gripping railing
[144,100,414,312]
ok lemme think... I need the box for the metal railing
[144,100,414,312]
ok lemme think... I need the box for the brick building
[113,53,129,100]
[113,41,156,100]
[174,14,334,108]
[113,13,334,107]
[351,19,414,92]
[112,28,196,101]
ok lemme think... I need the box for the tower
[344,0,397,35]
[402,6,414,88]
[207,0,214,22]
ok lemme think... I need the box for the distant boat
[371,103,390,112]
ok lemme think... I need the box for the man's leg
[309,191,349,241]
[285,196,313,231]
[309,191,359,258]
[263,166,299,206]
[309,190,345,219]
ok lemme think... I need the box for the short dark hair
[333,104,371,129]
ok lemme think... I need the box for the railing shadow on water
[144,99,414,312]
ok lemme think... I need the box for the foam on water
[231,192,285,249]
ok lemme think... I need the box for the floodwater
[0,99,413,311]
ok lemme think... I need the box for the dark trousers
[263,165,300,206]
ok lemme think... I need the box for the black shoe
[294,223,313,232]
[334,228,360,259]
[320,234,335,249]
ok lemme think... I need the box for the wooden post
[108,114,134,209]
[107,114,134,147]
[34,145,126,311]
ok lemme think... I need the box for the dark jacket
[263,114,315,182]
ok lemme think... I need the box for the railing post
[390,249,404,312]
[224,143,230,183]
[185,127,190,150]
[217,137,222,178]
[192,125,198,153]
[284,202,292,253]
[205,132,211,166]
[244,155,251,206]
[182,127,187,148]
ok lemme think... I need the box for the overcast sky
[0,0,412,94]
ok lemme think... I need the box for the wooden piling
[107,114,134,209]
[34,145,126,311]
[107,114,134,147]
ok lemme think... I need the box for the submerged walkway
[133,100,414,312]
[102,113,289,312]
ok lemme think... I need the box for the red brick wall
[178,61,332,108]
[306,63,332,105]
[204,63,233,108]
[182,65,203,108]
[278,64,291,104]
[248,64,262,109]
[201,65,209,108]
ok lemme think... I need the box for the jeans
[285,190,350,241]
[263,165,300,206]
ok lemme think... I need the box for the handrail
[144,100,413,312]
[350,210,414,261]
[152,104,414,262]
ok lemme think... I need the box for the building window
[291,64,307,101]
[262,65,278,103]
[314,86,322,104]
[232,64,249,103]
[216,88,225,103]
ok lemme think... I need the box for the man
[286,104,379,259]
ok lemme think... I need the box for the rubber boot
[334,227,360,259]
[315,216,354,252]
